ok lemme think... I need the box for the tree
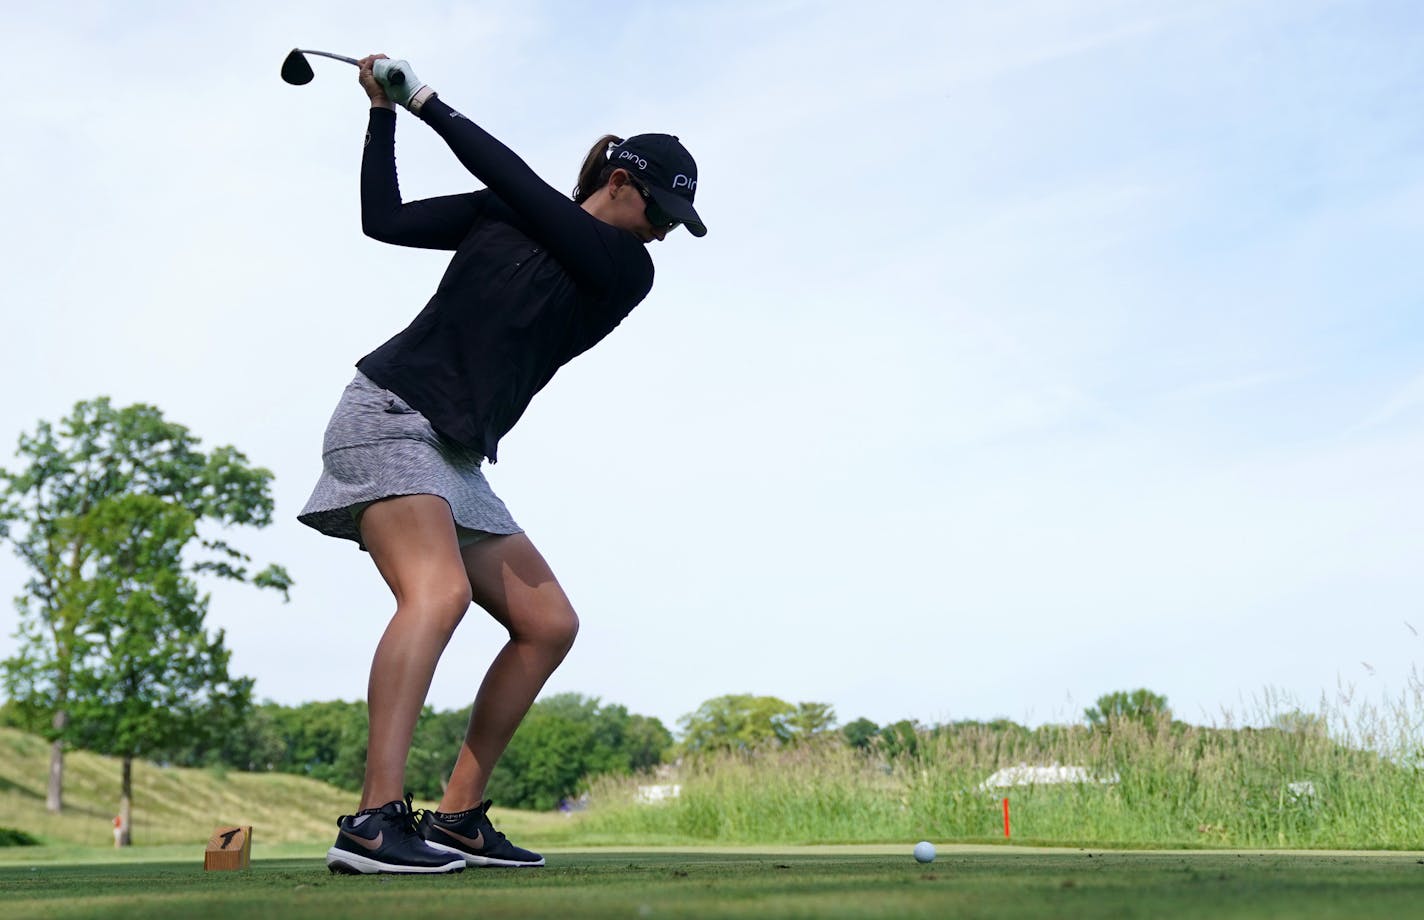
[623,714,674,771]
[267,700,368,790]
[485,693,673,810]
[1085,688,1171,733]
[678,694,796,754]
[842,717,880,750]
[407,706,471,798]
[50,494,253,843]
[783,702,837,743]
[168,700,289,772]
[488,710,589,811]
[0,398,291,818]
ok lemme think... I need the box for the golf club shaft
[298,49,360,66]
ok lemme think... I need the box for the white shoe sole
[426,840,545,867]
[326,847,466,875]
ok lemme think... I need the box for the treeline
[169,691,903,812]
[149,692,673,811]
[1,687,1195,814]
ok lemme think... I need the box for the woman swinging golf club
[299,53,706,875]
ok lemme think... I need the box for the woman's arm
[413,97,624,294]
[360,107,485,249]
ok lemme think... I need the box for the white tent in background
[977,763,1120,791]
[635,784,682,804]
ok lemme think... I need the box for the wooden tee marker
[204,825,252,871]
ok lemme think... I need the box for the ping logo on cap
[616,150,649,170]
[673,174,696,192]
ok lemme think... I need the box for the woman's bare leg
[356,494,472,809]
[438,533,579,812]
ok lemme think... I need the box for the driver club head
[281,49,315,85]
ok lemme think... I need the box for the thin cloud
[1354,371,1424,432]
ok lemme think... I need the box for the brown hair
[572,134,624,204]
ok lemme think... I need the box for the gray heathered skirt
[297,372,522,550]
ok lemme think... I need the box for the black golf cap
[608,134,706,237]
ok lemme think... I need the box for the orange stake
[1002,797,1010,838]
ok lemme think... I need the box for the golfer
[298,53,706,875]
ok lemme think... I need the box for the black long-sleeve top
[354,99,655,462]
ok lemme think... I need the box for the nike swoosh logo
[341,828,384,851]
[434,824,484,850]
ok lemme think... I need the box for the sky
[2,0,1422,736]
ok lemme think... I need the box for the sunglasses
[628,177,681,232]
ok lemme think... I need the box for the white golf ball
[913,841,936,863]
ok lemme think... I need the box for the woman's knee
[397,579,473,631]
[512,602,579,657]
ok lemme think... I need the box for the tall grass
[576,680,1424,849]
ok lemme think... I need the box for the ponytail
[572,134,624,204]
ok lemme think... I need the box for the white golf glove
[373,59,435,113]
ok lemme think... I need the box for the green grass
[3,847,1424,919]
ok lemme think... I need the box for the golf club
[281,48,405,87]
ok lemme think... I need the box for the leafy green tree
[842,717,880,750]
[50,494,253,842]
[678,694,797,754]
[547,696,634,779]
[1085,688,1171,733]
[407,707,471,798]
[169,700,289,772]
[623,714,674,771]
[784,702,837,743]
[488,710,587,811]
[485,693,671,810]
[0,398,291,815]
[268,700,368,790]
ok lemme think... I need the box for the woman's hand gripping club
[359,54,435,113]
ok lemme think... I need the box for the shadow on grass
[0,775,44,800]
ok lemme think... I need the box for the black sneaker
[326,794,467,875]
[418,800,545,867]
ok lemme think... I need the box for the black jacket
[355,100,655,462]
